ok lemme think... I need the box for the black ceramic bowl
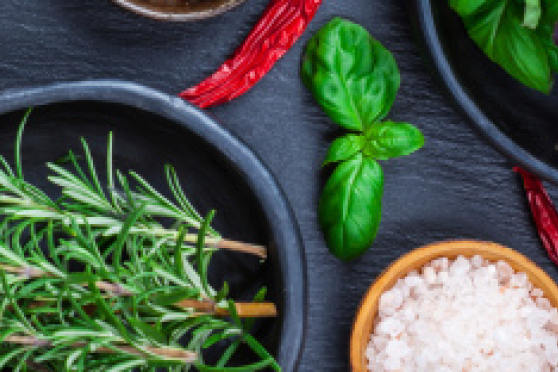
[411,0,558,183]
[0,80,305,371]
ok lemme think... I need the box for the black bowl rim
[411,0,558,184]
[0,79,307,371]
[111,0,248,22]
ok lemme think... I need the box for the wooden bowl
[112,0,248,21]
[350,240,558,372]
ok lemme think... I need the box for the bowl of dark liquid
[112,0,248,21]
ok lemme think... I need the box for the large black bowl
[0,80,306,371]
[411,0,558,183]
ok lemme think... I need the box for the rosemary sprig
[0,112,266,259]
[0,111,280,371]
[3,335,197,363]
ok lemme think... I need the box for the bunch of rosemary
[0,110,279,372]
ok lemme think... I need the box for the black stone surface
[412,0,558,184]
[0,0,555,371]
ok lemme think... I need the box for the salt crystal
[471,255,484,268]
[496,261,514,283]
[538,297,553,310]
[379,289,403,316]
[366,255,558,372]
[533,288,545,298]
[422,266,437,286]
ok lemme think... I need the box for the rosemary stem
[1,263,277,317]
[23,299,278,318]
[0,205,268,258]
[4,335,197,363]
[174,300,277,318]
[216,239,267,259]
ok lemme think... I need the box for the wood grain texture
[0,0,556,370]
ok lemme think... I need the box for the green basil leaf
[319,154,383,261]
[524,0,542,29]
[541,0,558,25]
[301,17,400,131]
[323,134,364,166]
[363,121,425,160]
[451,0,557,93]
[539,0,558,72]
[538,25,558,73]
[449,0,486,16]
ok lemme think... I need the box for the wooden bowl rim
[111,0,248,21]
[349,240,558,372]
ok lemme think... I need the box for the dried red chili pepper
[514,166,558,265]
[180,0,322,108]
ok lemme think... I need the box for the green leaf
[64,272,99,285]
[197,359,274,372]
[450,0,558,93]
[105,360,146,372]
[539,0,558,72]
[203,332,233,349]
[323,134,364,166]
[196,211,216,299]
[128,318,166,344]
[524,0,542,29]
[241,334,281,372]
[363,121,425,160]
[0,348,28,369]
[111,203,146,276]
[319,154,383,261]
[449,0,485,15]
[174,225,188,280]
[150,288,200,306]
[301,17,400,131]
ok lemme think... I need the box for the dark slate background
[0,0,555,370]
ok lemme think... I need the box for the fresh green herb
[449,0,558,93]
[318,154,384,261]
[0,116,265,259]
[302,18,424,261]
[0,111,279,371]
[524,0,542,29]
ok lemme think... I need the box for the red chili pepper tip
[181,0,323,109]
[515,166,558,267]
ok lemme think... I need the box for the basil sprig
[450,0,558,94]
[302,18,424,261]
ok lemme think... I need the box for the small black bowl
[411,0,558,183]
[0,80,306,371]
[112,0,248,21]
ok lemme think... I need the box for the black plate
[411,0,558,183]
[0,80,306,371]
